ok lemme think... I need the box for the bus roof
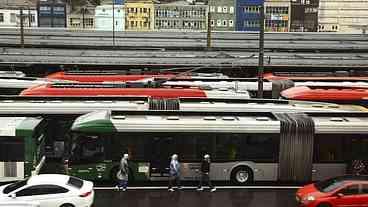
[71,110,368,134]
[0,117,43,137]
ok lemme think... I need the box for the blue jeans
[118,179,128,189]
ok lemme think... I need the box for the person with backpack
[197,154,216,192]
[116,153,129,191]
[168,154,181,192]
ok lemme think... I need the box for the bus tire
[60,203,74,207]
[317,203,331,207]
[110,166,120,183]
[230,166,253,185]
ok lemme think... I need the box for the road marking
[94,186,301,190]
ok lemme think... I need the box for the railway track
[0,47,367,67]
[0,28,368,52]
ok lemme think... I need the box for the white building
[0,8,38,27]
[318,0,368,33]
[95,5,125,31]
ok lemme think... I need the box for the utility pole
[82,7,85,29]
[20,8,25,48]
[112,0,115,47]
[27,1,31,27]
[257,3,265,98]
[206,12,212,49]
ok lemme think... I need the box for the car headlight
[306,196,315,201]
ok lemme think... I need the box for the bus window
[71,136,105,163]
[0,137,24,162]
[244,134,279,162]
[313,134,352,163]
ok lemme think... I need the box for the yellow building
[125,0,155,31]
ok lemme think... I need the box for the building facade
[0,8,38,27]
[67,4,96,29]
[318,0,368,33]
[264,0,290,32]
[95,4,125,31]
[125,0,155,31]
[236,0,263,31]
[154,1,208,31]
[208,0,235,31]
[290,0,319,32]
[38,0,66,27]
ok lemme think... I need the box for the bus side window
[71,136,104,163]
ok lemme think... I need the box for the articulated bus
[0,116,47,182]
[66,110,368,184]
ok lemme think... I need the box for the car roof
[27,174,70,186]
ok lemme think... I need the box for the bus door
[150,136,174,178]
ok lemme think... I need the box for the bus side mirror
[337,193,344,198]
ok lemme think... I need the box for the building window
[10,13,16,23]
[217,19,221,26]
[223,6,228,13]
[210,20,215,27]
[0,13,3,22]
[210,6,215,13]
[244,20,260,28]
[223,20,227,27]
[217,6,222,13]
[244,6,260,14]
[229,20,233,27]
[229,6,234,14]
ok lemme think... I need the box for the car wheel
[231,166,253,185]
[60,203,75,207]
[317,203,332,207]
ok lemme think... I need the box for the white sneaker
[196,187,203,191]
[115,186,120,191]
[210,188,217,192]
[122,188,127,192]
[168,188,175,192]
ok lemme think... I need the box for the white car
[0,174,94,207]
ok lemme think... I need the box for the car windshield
[314,177,346,193]
[3,179,28,194]
[67,176,83,189]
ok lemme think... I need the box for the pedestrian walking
[116,153,129,191]
[197,154,216,192]
[168,154,181,192]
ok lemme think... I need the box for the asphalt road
[94,188,298,207]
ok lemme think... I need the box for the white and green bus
[0,116,47,182]
[66,110,368,184]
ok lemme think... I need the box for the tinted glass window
[67,176,83,189]
[315,177,346,192]
[3,179,28,194]
[340,185,359,196]
[16,185,68,197]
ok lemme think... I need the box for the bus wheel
[60,204,74,207]
[110,166,120,184]
[231,166,253,185]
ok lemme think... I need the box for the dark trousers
[118,179,128,189]
[198,173,214,189]
[168,175,181,189]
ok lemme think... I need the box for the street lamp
[112,0,115,47]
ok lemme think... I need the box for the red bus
[20,83,250,99]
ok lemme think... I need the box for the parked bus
[66,110,368,184]
[0,116,47,182]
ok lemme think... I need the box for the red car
[296,175,368,207]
